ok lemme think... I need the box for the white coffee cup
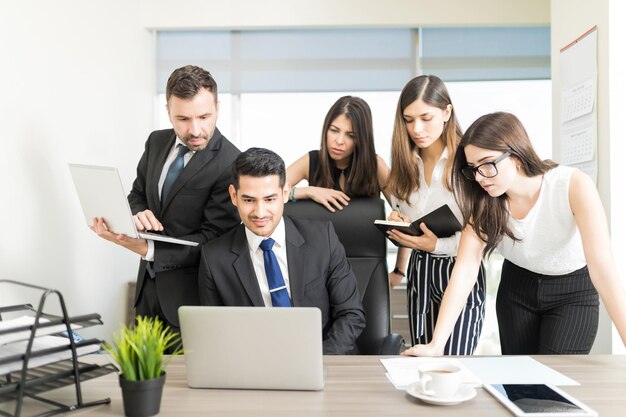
[417,362,462,398]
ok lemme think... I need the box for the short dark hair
[232,147,286,189]
[166,65,218,103]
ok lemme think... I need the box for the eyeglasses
[461,152,511,180]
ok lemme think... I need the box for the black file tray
[0,280,116,417]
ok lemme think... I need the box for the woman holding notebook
[402,112,626,355]
[385,75,485,355]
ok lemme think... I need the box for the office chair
[284,197,403,355]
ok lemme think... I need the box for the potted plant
[104,316,182,417]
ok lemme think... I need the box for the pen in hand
[395,204,406,222]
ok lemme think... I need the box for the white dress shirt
[390,148,462,256]
[144,137,196,262]
[244,217,292,307]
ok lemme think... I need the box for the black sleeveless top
[308,150,353,192]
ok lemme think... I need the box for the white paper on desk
[0,335,100,375]
[380,357,481,390]
[0,316,84,346]
[458,356,578,386]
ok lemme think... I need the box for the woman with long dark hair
[287,96,389,211]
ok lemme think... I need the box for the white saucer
[406,383,477,406]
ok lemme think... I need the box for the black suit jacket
[198,216,366,354]
[128,128,240,327]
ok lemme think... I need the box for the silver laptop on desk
[178,306,324,391]
[68,163,197,247]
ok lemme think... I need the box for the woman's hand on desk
[401,342,443,357]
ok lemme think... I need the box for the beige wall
[551,0,626,353]
[140,0,549,30]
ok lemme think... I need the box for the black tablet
[484,384,597,417]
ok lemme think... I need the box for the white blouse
[497,165,586,275]
[390,148,461,256]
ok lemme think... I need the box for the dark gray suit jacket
[128,128,240,327]
[198,216,366,354]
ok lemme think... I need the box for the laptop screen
[178,306,324,391]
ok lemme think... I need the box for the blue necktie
[161,144,189,201]
[259,238,291,307]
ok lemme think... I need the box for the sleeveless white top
[496,165,586,275]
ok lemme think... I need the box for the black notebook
[374,204,462,246]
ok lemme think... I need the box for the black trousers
[135,273,182,354]
[496,260,599,354]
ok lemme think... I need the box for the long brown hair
[314,96,379,197]
[452,112,558,256]
[387,75,462,203]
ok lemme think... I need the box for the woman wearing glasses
[402,111,626,355]
[386,75,485,355]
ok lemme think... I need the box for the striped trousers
[407,250,486,355]
[497,260,599,354]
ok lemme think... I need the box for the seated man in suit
[198,147,365,354]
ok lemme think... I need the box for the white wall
[0,1,154,339]
[551,0,626,353]
[608,0,626,354]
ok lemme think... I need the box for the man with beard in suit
[92,65,240,332]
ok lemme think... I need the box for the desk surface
[2,355,625,416]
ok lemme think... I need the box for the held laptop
[178,306,324,391]
[68,163,198,247]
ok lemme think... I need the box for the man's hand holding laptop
[89,210,162,257]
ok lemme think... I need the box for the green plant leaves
[104,316,182,381]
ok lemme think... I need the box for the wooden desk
[2,355,625,416]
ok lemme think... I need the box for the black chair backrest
[284,198,391,354]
